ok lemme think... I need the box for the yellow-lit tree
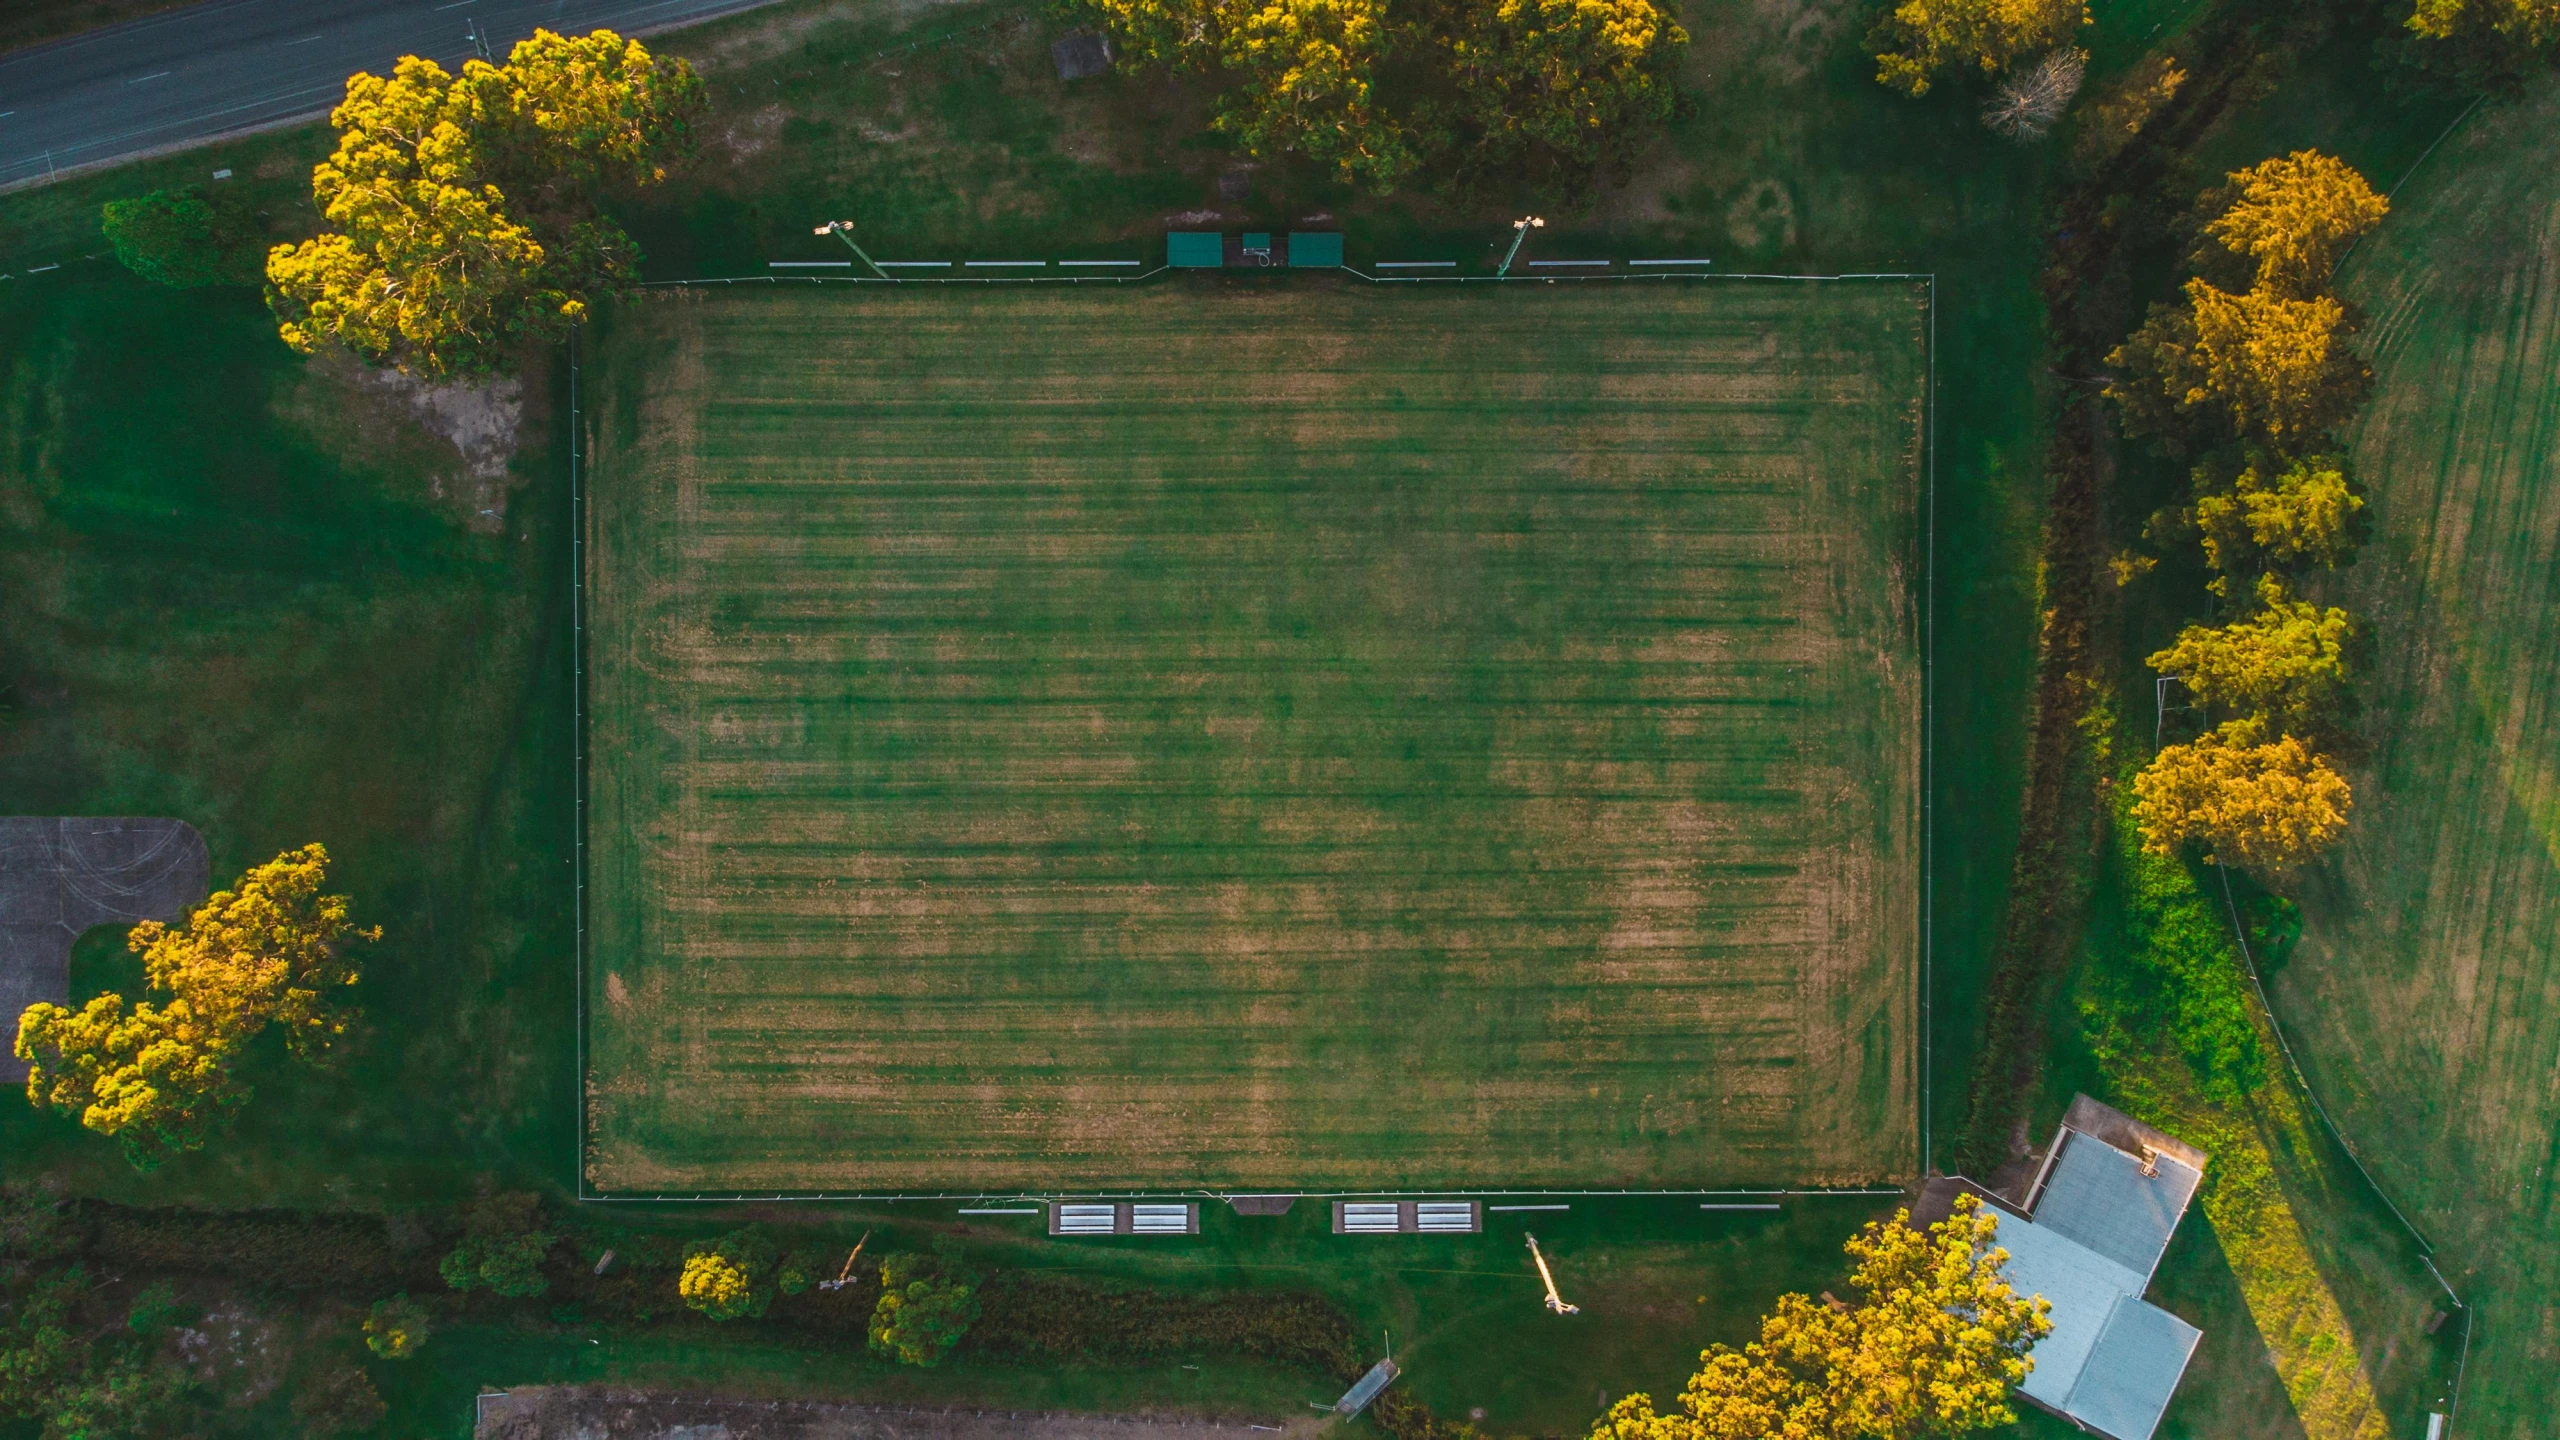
[1591,1194,2049,1440]
[2200,151,2388,298]
[2133,720,2352,870]
[130,843,379,1058]
[14,995,242,1167]
[1445,0,1689,173]
[680,1254,757,1321]
[1218,0,1415,190]
[14,846,375,1166]
[1869,0,2089,98]
[2406,0,2559,50]
[2194,454,2364,585]
[1075,0,1682,190]
[2148,580,2354,732]
[2109,279,2368,446]
[267,30,698,378]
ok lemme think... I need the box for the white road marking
[126,72,173,85]
[284,34,324,44]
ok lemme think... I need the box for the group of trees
[2106,151,2389,871]
[1591,1196,2048,1440]
[672,1225,980,1367]
[1079,0,1687,192]
[13,845,377,1167]
[265,28,702,379]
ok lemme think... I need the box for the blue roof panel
[2034,1132,2202,1279]
[2065,1294,2202,1440]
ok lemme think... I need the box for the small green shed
[1288,232,1345,267]
[1167,232,1223,268]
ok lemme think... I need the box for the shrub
[869,1248,979,1366]
[679,1226,780,1321]
[99,189,263,288]
[363,1293,431,1359]
[440,1194,553,1299]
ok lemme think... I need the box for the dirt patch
[1725,179,1800,255]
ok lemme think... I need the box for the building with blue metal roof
[1918,1095,2207,1440]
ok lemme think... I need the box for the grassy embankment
[1,0,2051,1432]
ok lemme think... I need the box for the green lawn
[2270,77,2560,1440]
[583,279,1925,1193]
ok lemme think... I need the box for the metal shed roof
[1289,232,1344,267]
[2064,1293,2204,1440]
[2032,1130,2203,1280]
[1167,232,1223,267]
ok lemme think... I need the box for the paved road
[0,0,785,190]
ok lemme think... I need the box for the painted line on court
[1059,259,1140,267]
[875,260,950,268]
[965,260,1046,267]
[1631,258,1713,266]
[1529,259,1609,268]
[1376,260,1454,268]
[769,261,852,268]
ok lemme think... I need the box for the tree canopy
[1869,0,2088,98]
[2194,454,2365,584]
[869,1248,981,1367]
[99,189,264,288]
[2148,581,2355,733]
[1591,1195,2049,1440]
[1076,0,1683,191]
[2110,279,2368,447]
[15,845,373,1167]
[267,29,699,379]
[2200,150,2389,297]
[2133,720,2353,870]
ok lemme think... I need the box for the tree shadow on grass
[2147,1207,2312,1440]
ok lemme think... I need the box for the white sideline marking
[1632,258,1713,266]
[769,261,853,268]
[876,261,950,268]
[1376,261,1454,268]
[1529,259,1609,268]
[965,260,1046,268]
[1059,259,1141,267]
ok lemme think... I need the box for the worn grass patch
[581,279,1925,1193]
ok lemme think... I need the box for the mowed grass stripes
[582,281,1925,1192]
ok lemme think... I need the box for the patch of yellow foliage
[2133,721,2352,870]
[13,844,375,1164]
[1591,1194,2049,1440]
[1869,0,2089,98]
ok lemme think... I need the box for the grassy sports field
[582,279,1926,1193]
[2268,80,2560,1437]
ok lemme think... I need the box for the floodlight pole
[1495,215,1544,278]
[1525,1234,1579,1315]
[816,219,891,280]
